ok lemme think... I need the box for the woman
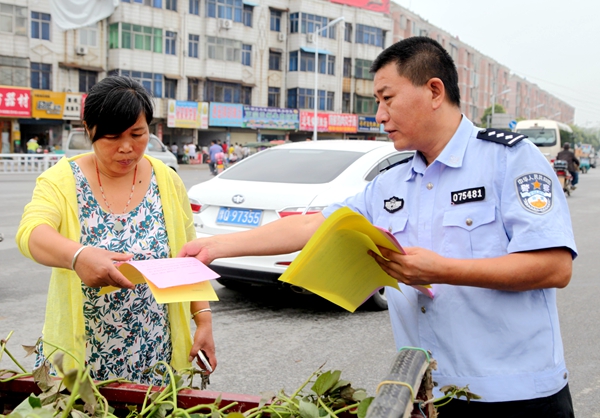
[16,76,216,384]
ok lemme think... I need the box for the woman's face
[91,112,149,176]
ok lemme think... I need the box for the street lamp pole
[313,16,345,141]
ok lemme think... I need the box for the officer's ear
[427,77,445,110]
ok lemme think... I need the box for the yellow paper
[279,207,431,312]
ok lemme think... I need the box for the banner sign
[31,91,84,120]
[209,103,244,127]
[329,0,389,13]
[167,100,206,129]
[0,86,31,117]
[63,93,84,120]
[299,111,357,133]
[358,116,382,133]
[243,106,298,130]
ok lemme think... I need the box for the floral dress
[35,162,173,385]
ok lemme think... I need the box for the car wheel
[362,287,388,311]
[216,278,251,291]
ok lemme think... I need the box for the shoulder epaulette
[477,128,527,147]
[380,155,414,173]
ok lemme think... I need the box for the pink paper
[126,258,220,289]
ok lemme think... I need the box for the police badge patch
[384,196,404,213]
[515,173,553,214]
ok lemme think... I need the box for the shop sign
[299,111,357,133]
[209,103,244,127]
[31,91,84,120]
[329,0,389,13]
[167,100,206,129]
[358,116,382,133]
[63,93,84,120]
[0,86,31,117]
[243,106,298,130]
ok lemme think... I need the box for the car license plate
[216,207,263,227]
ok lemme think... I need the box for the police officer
[179,37,576,417]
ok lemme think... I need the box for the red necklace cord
[95,158,138,215]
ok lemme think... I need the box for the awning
[206,77,255,87]
[269,47,283,53]
[164,73,182,80]
[300,46,332,55]
[242,0,258,6]
[58,62,104,72]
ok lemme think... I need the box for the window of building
[449,43,458,61]
[109,23,163,53]
[342,92,350,113]
[0,3,27,36]
[78,24,98,47]
[165,77,177,98]
[206,0,243,22]
[128,0,162,7]
[318,90,334,111]
[188,77,199,100]
[289,13,335,38]
[355,24,383,47]
[268,87,280,107]
[31,11,50,40]
[204,80,251,104]
[241,44,251,66]
[287,87,313,109]
[321,55,335,76]
[289,12,298,33]
[242,5,252,27]
[269,50,281,71]
[355,94,377,114]
[78,70,97,93]
[165,0,177,11]
[165,30,177,55]
[344,22,352,42]
[189,0,199,14]
[0,56,28,86]
[188,34,199,58]
[207,36,241,62]
[111,69,163,97]
[270,9,281,31]
[343,57,351,77]
[289,50,335,74]
[31,62,51,90]
[355,58,373,80]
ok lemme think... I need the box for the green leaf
[224,413,245,418]
[61,369,78,392]
[299,398,320,418]
[352,389,367,402]
[357,397,374,418]
[311,370,341,396]
[211,410,221,418]
[340,385,355,401]
[28,395,42,409]
[32,363,57,392]
[331,379,351,391]
[53,353,65,375]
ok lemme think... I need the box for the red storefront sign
[0,86,31,117]
[299,111,357,133]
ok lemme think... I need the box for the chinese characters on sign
[243,106,298,130]
[209,103,244,127]
[0,86,31,117]
[167,100,208,129]
[299,111,357,133]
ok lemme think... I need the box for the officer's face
[374,63,432,151]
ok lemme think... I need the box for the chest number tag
[451,187,485,204]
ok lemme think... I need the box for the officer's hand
[73,247,135,289]
[369,246,444,286]
[177,238,217,265]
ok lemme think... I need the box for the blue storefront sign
[209,103,244,127]
[243,106,298,130]
[358,116,382,133]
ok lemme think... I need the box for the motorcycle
[553,160,573,196]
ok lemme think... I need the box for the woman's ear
[427,78,445,110]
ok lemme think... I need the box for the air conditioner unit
[75,45,88,55]
[307,33,315,43]
[277,32,286,42]
[220,19,233,29]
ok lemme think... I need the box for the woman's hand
[73,246,135,289]
[189,320,217,373]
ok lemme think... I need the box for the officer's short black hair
[83,76,154,143]
[370,36,460,107]
[563,143,570,150]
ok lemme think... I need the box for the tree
[480,104,506,127]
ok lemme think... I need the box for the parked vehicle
[63,128,179,171]
[579,157,590,173]
[515,119,573,164]
[553,159,573,196]
[187,140,414,310]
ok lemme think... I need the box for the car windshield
[516,128,557,146]
[219,149,365,184]
[147,136,165,152]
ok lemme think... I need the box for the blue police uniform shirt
[322,116,577,403]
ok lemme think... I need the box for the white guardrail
[0,154,63,174]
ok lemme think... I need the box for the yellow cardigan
[16,153,196,372]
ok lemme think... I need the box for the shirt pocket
[374,211,409,244]
[442,202,505,258]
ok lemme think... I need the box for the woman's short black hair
[83,76,154,143]
[370,36,461,107]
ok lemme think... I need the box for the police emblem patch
[515,173,553,214]
[384,196,404,213]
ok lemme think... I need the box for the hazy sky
[392,0,600,128]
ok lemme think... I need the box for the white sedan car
[188,140,413,310]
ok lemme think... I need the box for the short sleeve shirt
[323,116,577,402]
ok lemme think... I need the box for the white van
[63,128,179,171]
[514,119,573,164]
